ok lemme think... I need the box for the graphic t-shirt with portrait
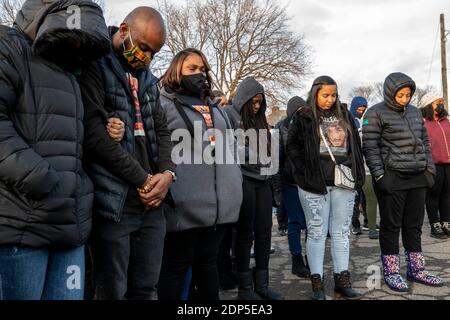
[319,115,352,186]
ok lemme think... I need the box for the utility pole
[441,14,449,110]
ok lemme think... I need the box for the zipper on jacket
[213,163,219,230]
[437,121,450,162]
[210,107,220,229]
[311,119,328,195]
[186,99,221,229]
[402,108,419,165]
[68,73,82,244]
[384,149,392,168]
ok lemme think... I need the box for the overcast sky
[105,0,450,103]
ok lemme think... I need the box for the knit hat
[351,97,368,109]
[350,97,368,117]
[419,92,442,108]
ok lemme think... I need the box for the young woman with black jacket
[363,73,443,292]
[287,76,365,300]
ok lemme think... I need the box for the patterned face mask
[122,31,151,70]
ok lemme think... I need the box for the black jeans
[158,226,226,300]
[426,164,450,224]
[92,207,166,300]
[375,186,426,255]
[352,188,368,228]
[235,177,273,272]
[217,226,236,275]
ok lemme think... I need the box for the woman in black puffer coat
[362,72,443,292]
[0,0,109,300]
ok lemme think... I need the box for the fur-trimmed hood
[14,0,110,70]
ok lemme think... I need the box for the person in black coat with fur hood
[0,0,109,300]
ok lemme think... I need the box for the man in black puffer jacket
[79,7,175,300]
[362,72,442,292]
[0,0,109,300]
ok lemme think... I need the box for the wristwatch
[164,170,177,182]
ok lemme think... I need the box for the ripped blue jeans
[298,187,356,277]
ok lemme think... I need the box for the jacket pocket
[383,149,392,168]
[376,169,395,194]
[5,184,34,211]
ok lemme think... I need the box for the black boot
[334,271,362,300]
[440,222,450,238]
[305,255,310,270]
[430,223,447,240]
[237,271,261,300]
[219,272,238,291]
[310,274,326,300]
[292,255,310,278]
[253,268,283,300]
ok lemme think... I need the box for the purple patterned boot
[406,252,444,287]
[381,254,409,292]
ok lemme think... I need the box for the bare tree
[92,0,105,10]
[0,0,107,26]
[350,82,436,107]
[412,86,435,107]
[371,82,385,104]
[155,0,312,107]
[348,85,373,103]
[0,0,24,26]
[349,82,384,106]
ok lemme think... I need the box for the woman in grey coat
[157,48,243,300]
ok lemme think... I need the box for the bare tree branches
[0,0,24,26]
[92,0,105,10]
[413,86,435,106]
[348,85,373,102]
[349,82,436,107]
[155,0,312,107]
[2,0,312,107]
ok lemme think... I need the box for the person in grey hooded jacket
[0,0,109,300]
[157,48,243,300]
[224,77,282,300]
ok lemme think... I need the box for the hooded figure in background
[272,97,306,236]
[225,76,272,180]
[274,96,307,188]
[272,96,311,280]
[0,0,109,300]
[350,96,368,131]
[348,96,376,239]
[224,77,283,301]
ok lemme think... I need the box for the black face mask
[356,111,365,119]
[181,73,209,98]
[435,104,446,115]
